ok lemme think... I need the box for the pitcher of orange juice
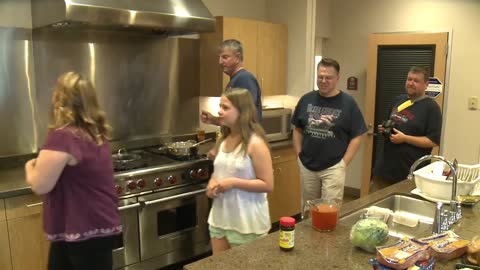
[303,198,340,232]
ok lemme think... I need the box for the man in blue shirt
[201,39,262,124]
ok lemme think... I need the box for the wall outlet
[468,96,478,110]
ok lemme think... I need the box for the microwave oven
[262,108,292,142]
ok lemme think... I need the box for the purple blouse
[42,128,121,242]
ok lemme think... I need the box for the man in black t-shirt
[291,58,367,205]
[373,66,442,190]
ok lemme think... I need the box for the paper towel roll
[392,212,419,227]
[366,206,393,223]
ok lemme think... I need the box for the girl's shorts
[209,225,266,246]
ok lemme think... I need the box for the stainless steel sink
[340,194,436,239]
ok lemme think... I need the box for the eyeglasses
[317,76,334,81]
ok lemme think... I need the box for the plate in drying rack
[411,188,451,204]
[411,188,478,206]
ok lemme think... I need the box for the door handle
[367,123,376,136]
[26,202,43,207]
[118,203,141,211]
[143,189,206,207]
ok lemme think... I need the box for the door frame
[360,32,450,197]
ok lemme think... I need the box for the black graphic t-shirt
[374,94,442,182]
[291,90,367,171]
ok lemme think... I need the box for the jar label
[279,230,295,248]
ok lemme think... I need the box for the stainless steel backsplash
[0,27,37,156]
[0,27,200,157]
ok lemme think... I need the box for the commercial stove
[112,146,213,270]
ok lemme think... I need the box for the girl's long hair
[49,71,112,145]
[219,88,268,153]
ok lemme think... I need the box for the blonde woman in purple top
[25,72,121,270]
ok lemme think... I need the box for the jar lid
[280,216,295,226]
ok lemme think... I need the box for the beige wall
[267,0,316,96]
[0,0,31,28]
[320,0,480,188]
[315,0,331,38]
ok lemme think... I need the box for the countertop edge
[0,187,33,199]
[0,140,294,199]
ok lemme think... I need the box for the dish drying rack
[431,162,480,182]
[454,164,480,182]
[447,163,480,196]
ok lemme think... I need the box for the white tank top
[207,137,271,234]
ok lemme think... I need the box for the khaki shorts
[298,157,346,203]
[209,225,266,246]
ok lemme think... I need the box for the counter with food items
[184,179,480,270]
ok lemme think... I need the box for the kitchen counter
[0,167,30,198]
[269,139,293,150]
[0,139,294,199]
[184,179,480,270]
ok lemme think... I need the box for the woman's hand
[206,185,219,199]
[25,158,36,170]
[215,178,236,193]
[206,176,219,198]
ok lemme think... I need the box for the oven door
[138,184,209,261]
[112,197,141,269]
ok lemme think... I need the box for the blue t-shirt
[291,90,367,171]
[226,69,262,122]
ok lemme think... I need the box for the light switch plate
[468,96,478,110]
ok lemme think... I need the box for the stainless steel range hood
[31,0,215,35]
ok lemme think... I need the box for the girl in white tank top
[206,88,273,255]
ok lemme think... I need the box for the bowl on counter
[413,161,480,201]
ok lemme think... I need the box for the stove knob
[167,175,177,184]
[154,177,163,187]
[115,185,123,195]
[189,169,199,179]
[136,179,146,188]
[197,168,209,179]
[127,180,137,190]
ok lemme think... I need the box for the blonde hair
[219,88,268,153]
[49,71,112,145]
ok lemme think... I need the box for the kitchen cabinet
[0,199,12,270]
[256,21,288,96]
[5,194,49,270]
[268,147,301,223]
[199,16,287,97]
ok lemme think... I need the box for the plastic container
[417,231,469,261]
[303,198,339,232]
[369,257,435,270]
[413,161,480,200]
[279,217,295,251]
[376,238,431,269]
